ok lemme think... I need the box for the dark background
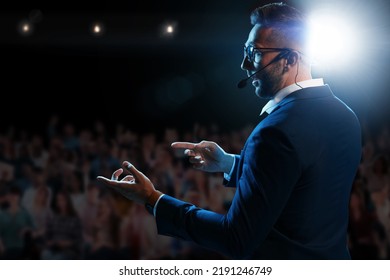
[0,0,389,135]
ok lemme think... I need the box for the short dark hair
[250,2,308,51]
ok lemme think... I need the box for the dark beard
[256,63,283,99]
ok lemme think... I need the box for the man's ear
[286,51,299,66]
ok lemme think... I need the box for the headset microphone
[237,49,291,89]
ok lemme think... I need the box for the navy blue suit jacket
[156,85,362,259]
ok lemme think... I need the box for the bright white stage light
[22,24,30,32]
[307,10,361,67]
[160,21,177,38]
[18,20,33,36]
[166,25,174,34]
[93,25,101,34]
[91,22,104,36]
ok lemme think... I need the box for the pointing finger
[171,142,197,150]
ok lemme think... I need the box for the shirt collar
[260,78,325,115]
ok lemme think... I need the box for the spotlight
[94,25,101,34]
[166,25,174,34]
[91,22,104,36]
[160,21,177,37]
[23,24,30,32]
[307,9,361,67]
[18,20,33,36]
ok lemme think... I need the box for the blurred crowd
[0,115,389,260]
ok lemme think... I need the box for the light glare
[18,20,33,36]
[94,25,101,33]
[167,25,174,33]
[160,21,177,38]
[307,11,360,67]
[91,22,104,36]
[23,24,30,32]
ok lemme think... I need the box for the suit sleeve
[156,127,301,259]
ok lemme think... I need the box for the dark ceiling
[0,0,389,134]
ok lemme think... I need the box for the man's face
[241,24,285,99]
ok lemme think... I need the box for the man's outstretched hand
[171,140,234,174]
[96,161,162,206]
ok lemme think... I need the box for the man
[97,2,362,259]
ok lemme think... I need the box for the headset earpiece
[287,53,295,65]
[285,50,298,65]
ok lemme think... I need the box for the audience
[0,114,389,259]
[41,190,83,260]
[0,185,34,259]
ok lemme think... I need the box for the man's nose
[241,56,252,71]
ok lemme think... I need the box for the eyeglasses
[243,45,291,63]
